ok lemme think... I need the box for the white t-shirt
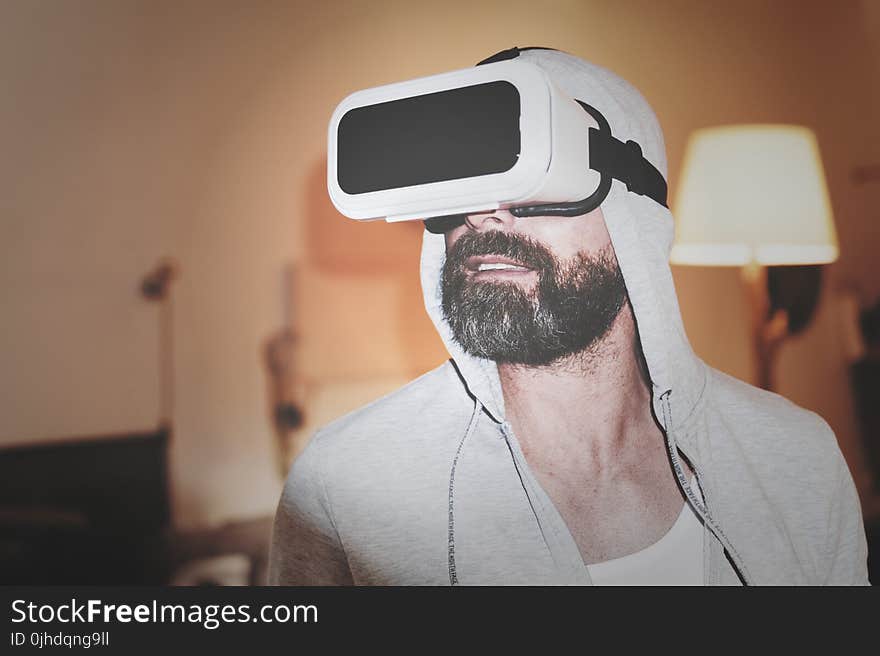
[587,479,704,586]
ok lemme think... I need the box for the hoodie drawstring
[659,389,752,585]
[447,397,483,585]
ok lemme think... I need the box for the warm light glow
[671,125,838,266]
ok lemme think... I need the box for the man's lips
[464,254,535,278]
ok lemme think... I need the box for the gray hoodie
[269,49,869,585]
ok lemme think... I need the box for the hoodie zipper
[659,389,752,585]
[499,420,592,584]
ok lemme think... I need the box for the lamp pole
[741,261,789,391]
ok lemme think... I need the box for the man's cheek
[444,227,469,251]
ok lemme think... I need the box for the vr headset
[327,47,667,234]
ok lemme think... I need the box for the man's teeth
[477,262,528,271]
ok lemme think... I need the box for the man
[269,47,868,585]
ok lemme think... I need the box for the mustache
[444,230,557,272]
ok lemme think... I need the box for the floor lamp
[671,125,839,391]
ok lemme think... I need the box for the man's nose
[465,209,516,232]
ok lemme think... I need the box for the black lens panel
[337,81,521,194]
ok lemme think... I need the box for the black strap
[589,129,668,208]
[476,47,522,65]
[476,46,558,66]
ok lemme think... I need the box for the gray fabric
[269,49,869,585]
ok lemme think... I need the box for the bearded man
[268,48,868,585]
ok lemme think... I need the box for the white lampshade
[671,125,838,266]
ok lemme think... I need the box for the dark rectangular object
[337,81,521,193]
[0,427,172,584]
[0,427,170,531]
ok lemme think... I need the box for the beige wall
[2,0,878,528]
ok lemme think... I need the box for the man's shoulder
[285,360,472,517]
[705,367,840,460]
[309,359,471,454]
[701,368,867,586]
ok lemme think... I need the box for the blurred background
[1,0,879,585]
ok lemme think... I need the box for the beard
[440,230,627,367]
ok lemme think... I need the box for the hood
[420,48,707,441]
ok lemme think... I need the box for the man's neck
[497,303,658,473]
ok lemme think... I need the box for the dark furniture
[0,427,172,584]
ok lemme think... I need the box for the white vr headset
[327,47,667,234]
